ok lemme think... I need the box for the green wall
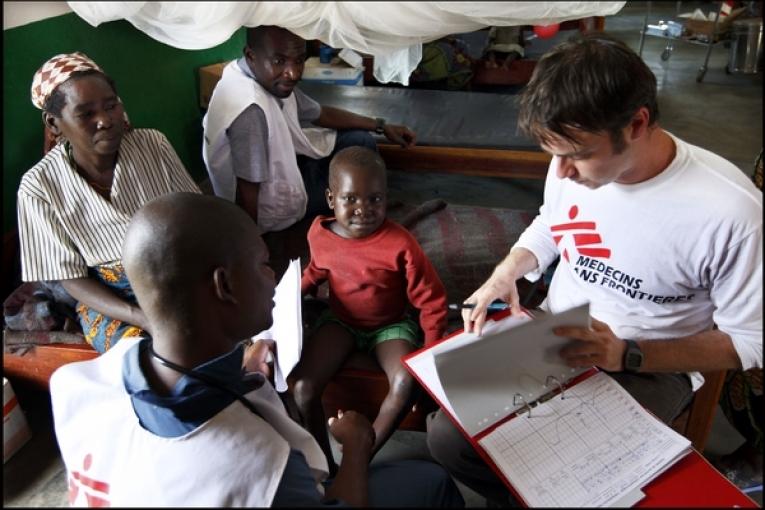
[3,12,245,231]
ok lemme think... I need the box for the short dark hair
[246,25,301,51]
[518,33,659,151]
[123,192,264,321]
[329,146,386,188]
[43,70,118,118]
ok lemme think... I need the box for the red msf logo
[69,453,110,507]
[551,205,611,262]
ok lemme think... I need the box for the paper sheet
[478,371,691,507]
[252,258,302,392]
[404,311,534,427]
[435,304,591,437]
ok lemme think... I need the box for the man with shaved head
[49,192,464,507]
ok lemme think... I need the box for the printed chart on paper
[478,372,690,507]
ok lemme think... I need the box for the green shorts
[313,309,423,353]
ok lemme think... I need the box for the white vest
[202,60,336,232]
[50,338,328,507]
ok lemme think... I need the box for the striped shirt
[17,128,201,281]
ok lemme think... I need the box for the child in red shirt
[291,146,447,470]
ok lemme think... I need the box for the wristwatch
[623,339,644,373]
[374,117,386,134]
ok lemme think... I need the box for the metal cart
[638,1,725,82]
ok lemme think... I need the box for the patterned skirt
[76,263,144,353]
[719,368,763,451]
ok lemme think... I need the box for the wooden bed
[300,81,552,180]
[378,143,550,180]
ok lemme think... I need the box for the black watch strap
[374,117,386,134]
[623,339,644,373]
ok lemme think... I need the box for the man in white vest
[50,192,465,507]
[203,25,416,236]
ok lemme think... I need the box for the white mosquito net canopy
[67,1,626,85]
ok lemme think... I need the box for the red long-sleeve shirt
[301,216,447,345]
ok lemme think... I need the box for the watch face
[626,349,643,370]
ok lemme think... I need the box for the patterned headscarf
[30,52,103,110]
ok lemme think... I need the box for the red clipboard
[403,309,758,508]
[639,449,758,507]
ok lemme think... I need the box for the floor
[3,1,762,506]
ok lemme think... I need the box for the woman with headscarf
[18,52,201,353]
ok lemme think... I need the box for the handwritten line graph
[478,372,690,507]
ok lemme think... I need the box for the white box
[338,48,364,68]
[3,377,32,463]
[302,57,364,86]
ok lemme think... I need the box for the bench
[299,82,552,180]
[3,199,543,433]
[199,73,553,180]
[3,198,729,449]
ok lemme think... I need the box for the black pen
[448,302,510,311]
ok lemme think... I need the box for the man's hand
[555,318,627,371]
[462,247,539,335]
[328,409,375,453]
[324,409,374,506]
[242,338,276,381]
[383,124,416,148]
[462,279,521,336]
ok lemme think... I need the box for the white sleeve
[157,133,202,193]
[512,164,560,282]
[512,211,559,282]
[17,190,89,281]
[710,226,763,370]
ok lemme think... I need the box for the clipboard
[433,304,592,437]
[403,304,704,507]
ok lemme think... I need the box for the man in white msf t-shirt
[426,33,762,506]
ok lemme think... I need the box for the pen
[448,302,510,311]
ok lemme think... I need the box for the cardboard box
[338,48,364,68]
[198,62,227,109]
[302,57,364,86]
[684,7,746,41]
[4,377,32,463]
[645,20,685,38]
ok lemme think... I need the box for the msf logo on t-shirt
[68,453,111,507]
[551,205,611,262]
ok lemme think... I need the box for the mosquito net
[67,2,626,85]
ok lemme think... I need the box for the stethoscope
[148,341,264,418]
